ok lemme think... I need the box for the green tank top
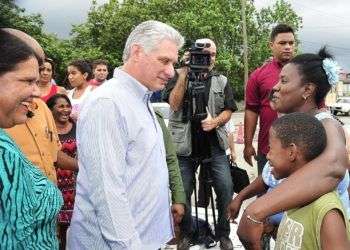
[0,129,63,249]
[275,191,350,250]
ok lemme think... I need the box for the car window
[337,99,350,103]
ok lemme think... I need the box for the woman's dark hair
[68,60,93,81]
[0,29,38,76]
[40,57,56,78]
[46,93,72,111]
[289,47,333,105]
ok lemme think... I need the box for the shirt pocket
[168,121,191,156]
[213,90,225,114]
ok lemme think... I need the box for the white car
[152,102,170,126]
[330,97,350,116]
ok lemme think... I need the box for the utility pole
[241,0,249,86]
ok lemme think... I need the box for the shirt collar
[272,58,285,69]
[113,68,153,103]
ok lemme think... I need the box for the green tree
[72,0,302,99]
[0,0,43,36]
[0,0,103,85]
[249,0,302,71]
[2,0,302,97]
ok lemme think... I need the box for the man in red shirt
[244,24,295,174]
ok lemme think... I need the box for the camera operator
[163,38,237,250]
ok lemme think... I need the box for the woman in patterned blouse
[47,93,78,250]
[0,29,63,249]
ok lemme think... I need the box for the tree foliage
[0,0,43,36]
[2,0,302,98]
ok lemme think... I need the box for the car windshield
[337,98,350,103]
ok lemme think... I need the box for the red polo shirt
[245,59,282,155]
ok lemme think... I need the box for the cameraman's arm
[168,67,188,111]
[215,110,232,126]
[202,81,237,131]
[202,110,232,132]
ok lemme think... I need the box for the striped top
[67,68,173,250]
[0,129,63,249]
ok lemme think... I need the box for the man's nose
[284,43,292,51]
[165,64,175,79]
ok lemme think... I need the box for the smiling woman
[0,43,39,128]
[47,93,78,249]
[0,29,63,249]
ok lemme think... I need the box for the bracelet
[246,214,264,224]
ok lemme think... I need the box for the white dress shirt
[67,69,173,250]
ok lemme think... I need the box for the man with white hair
[163,38,237,250]
[67,20,184,250]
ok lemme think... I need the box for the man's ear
[129,44,143,62]
[288,143,297,162]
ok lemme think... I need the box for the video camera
[181,41,212,123]
[187,42,212,72]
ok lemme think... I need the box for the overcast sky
[16,0,350,70]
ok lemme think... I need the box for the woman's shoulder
[67,87,74,94]
[0,130,61,192]
[318,113,345,136]
[315,111,344,129]
[0,129,21,154]
[315,111,334,121]
[57,85,67,95]
[0,130,31,174]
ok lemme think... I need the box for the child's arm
[227,175,268,221]
[321,209,350,250]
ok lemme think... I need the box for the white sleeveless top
[67,85,94,118]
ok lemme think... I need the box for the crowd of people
[0,20,349,250]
